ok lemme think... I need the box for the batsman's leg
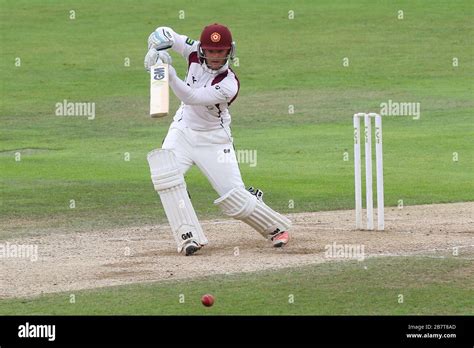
[192,137,291,247]
[214,187,292,247]
[147,147,208,255]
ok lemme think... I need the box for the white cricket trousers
[161,120,245,196]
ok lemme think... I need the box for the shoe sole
[273,241,287,248]
[185,245,201,256]
[272,232,289,248]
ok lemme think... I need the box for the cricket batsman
[144,23,291,255]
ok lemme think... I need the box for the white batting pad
[147,149,208,252]
[214,187,292,239]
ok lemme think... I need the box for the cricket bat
[149,61,169,118]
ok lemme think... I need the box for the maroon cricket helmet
[200,23,233,50]
[198,23,236,67]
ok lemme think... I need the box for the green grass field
[0,256,472,315]
[1,0,473,315]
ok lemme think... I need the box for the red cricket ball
[201,294,215,307]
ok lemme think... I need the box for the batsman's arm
[168,65,237,105]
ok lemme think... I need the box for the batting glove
[144,49,172,71]
[148,27,175,51]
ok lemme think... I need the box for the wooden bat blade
[150,62,169,118]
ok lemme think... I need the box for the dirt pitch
[1,202,473,299]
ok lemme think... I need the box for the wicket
[353,113,384,230]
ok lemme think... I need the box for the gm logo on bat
[153,67,166,80]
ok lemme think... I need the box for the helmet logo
[210,32,221,42]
